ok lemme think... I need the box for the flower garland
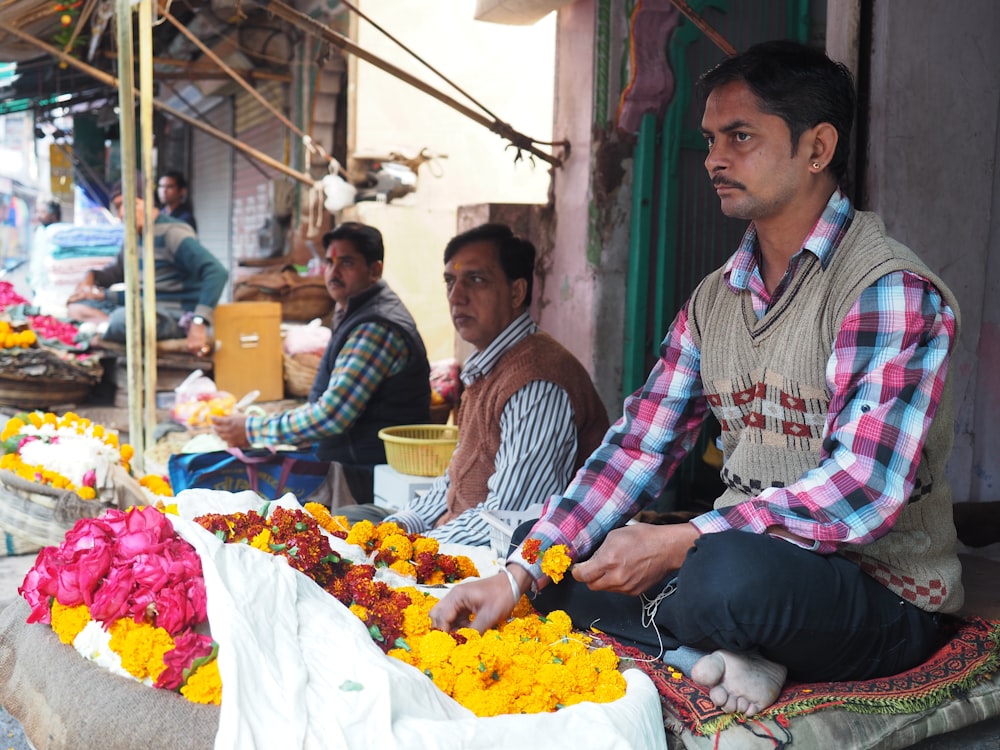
[19,505,220,704]
[22,501,626,717]
[197,505,626,714]
[0,410,167,501]
[0,411,132,499]
[521,538,573,583]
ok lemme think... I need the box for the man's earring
[812,162,821,169]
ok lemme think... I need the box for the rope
[303,180,326,240]
[265,0,568,169]
[161,9,349,179]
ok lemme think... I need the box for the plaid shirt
[513,191,957,578]
[246,322,408,445]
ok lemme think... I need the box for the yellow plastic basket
[378,424,459,477]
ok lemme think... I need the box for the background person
[157,170,197,231]
[431,40,963,719]
[212,221,431,505]
[66,186,226,358]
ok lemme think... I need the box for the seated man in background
[157,170,197,231]
[212,221,431,505]
[66,184,227,358]
[344,223,610,547]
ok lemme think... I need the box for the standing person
[66,186,227,358]
[341,223,610,545]
[157,171,197,231]
[212,222,431,505]
[27,199,62,294]
[431,39,963,718]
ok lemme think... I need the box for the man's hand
[571,522,700,596]
[429,566,526,634]
[187,319,210,357]
[211,414,251,448]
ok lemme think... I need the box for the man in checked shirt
[213,221,431,505]
[432,40,964,718]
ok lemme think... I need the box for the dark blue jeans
[519,526,941,683]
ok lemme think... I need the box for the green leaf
[339,680,364,692]
[393,637,411,652]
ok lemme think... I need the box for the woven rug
[606,616,1000,741]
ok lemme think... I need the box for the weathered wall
[541,0,635,417]
[861,1,1000,501]
[348,0,557,362]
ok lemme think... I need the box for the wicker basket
[0,473,114,548]
[378,424,458,477]
[283,352,323,398]
[0,465,150,548]
[0,346,103,409]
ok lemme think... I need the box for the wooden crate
[213,302,283,402]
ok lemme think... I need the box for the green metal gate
[622,0,811,508]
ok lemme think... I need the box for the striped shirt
[513,191,957,580]
[386,312,579,546]
[245,322,409,445]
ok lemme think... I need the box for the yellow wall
[348,0,557,362]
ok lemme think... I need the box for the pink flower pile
[19,506,214,689]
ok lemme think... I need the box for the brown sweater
[688,211,963,613]
[439,332,610,525]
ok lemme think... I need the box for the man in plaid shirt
[432,41,963,718]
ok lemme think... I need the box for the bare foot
[690,650,787,717]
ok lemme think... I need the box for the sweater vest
[688,211,963,613]
[311,280,430,465]
[439,331,610,524]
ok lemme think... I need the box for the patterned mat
[606,616,1000,739]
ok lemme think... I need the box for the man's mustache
[712,176,745,190]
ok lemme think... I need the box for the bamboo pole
[114,0,144,463]
[139,0,157,459]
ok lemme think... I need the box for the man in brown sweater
[345,223,609,547]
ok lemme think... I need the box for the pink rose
[19,547,61,623]
[88,565,137,624]
[156,631,215,690]
[81,469,97,488]
[151,583,205,635]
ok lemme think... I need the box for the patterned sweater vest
[439,332,610,525]
[687,211,964,613]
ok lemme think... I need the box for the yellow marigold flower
[345,519,375,548]
[76,486,97,500]
[1,417,24,442]
[50,600,91,645]
[373,520,406,543]
[411,629,457,668]
[181,658,223,705]
[411,537,439,556]
[41,412,57,426]
[379,533,413,562]
[540,544,572,584]
[349,603,369,621]
[119,443,135,462]
[109,619,176,682]
[389,560,417,579]
[250,528,272,552]
[28,412,43,428]
[303,503,353,536]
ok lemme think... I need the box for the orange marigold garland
[198,506,626,715]
[521,538,573,584]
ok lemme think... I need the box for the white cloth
[171,489,667,750]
